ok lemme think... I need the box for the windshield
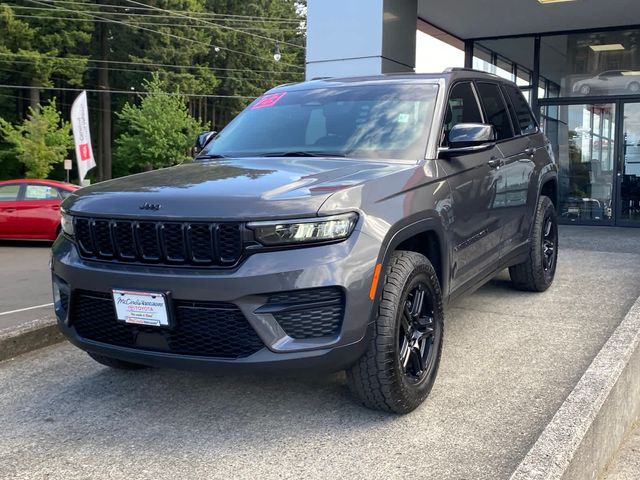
[200,83,439,160]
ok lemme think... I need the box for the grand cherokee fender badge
[139,202,161,211]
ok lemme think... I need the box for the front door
[616,102,640,226]
[441,81,504,293]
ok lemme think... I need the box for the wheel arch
[539,174,558,209]
[375,217,449,301]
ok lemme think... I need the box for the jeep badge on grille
[139,202,161,211]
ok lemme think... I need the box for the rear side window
[503,85,538,135]
[476,82,514,141]
[24,184,59,200]
[0,184,20,201]
[443,82,483,144]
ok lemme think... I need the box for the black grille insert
[74,217,243,267]
[70,291,264,358]
[263,287,345,339]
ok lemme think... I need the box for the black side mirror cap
[438,123,496,158]
[193,131,217,156]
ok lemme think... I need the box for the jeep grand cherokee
[52,69,558,413]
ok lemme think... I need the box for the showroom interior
[306,0,640,227]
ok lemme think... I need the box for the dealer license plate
[112,289,169,327]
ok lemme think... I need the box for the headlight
[60,209,74,236]
[248,213,358,246]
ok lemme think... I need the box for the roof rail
[442,67,501,78]
[442,67,481,73]
[310,76,332,81]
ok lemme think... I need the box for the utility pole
[98,21,112,180]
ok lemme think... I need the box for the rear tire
[346,251,443,414]
[88,352,149,370]
[509,195,558,292]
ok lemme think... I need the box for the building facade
[306,0,640,227]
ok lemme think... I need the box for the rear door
[0,183,23,238]
[501,84,544,246]
[476,82,533,255]
[442,81,505,294]
[16,183,62,239]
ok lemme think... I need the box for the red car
[0,179,79,241]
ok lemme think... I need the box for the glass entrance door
[618,102,640,225]
[542,103,616,224]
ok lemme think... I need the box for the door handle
[3,208,16,213]
[51,205,60,210]
[487,158,503,169]
[524,147,536,156]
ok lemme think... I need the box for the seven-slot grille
[74,217,243,267]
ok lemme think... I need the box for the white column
[306,0,417,80]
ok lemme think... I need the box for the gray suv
[52,69,558,413]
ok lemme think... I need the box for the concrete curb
[0,316,64,363]
[510,295,640,480]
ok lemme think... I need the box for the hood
[64,157,414,220]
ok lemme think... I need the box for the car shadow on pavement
[16,350,408,446]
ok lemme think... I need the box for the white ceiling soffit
[418,0,640,39]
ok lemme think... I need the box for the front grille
[70,291,264,358]
[74,217,243,267]
[266,287,344,339]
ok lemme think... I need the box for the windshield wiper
[196,153,227,159]
[259,151,346,158]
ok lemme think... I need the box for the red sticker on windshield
[251,92,286,110]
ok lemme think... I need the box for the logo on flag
[70,91,96,183]
[79,143,91,161]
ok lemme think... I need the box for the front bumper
[51,229,380,372]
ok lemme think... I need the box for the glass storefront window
[542,103,616,223]
[516,66,531,87]
[540,29,640,97]
[496,56,515,82]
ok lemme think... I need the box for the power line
[9,13,301,33]
[0,52,303,75]
[7,4,302,24]
[0,84,257,99]
[25,0,305,69]
[122,0,304,49]
[0,58,302,82]
[43,0,303,22]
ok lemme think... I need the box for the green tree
[114,74,208,175]
[0,98,73,178]
[0,2,93,109]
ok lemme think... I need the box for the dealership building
[306,0,640,227]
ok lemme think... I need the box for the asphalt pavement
[0,241,54,331]
[1,226,639,479]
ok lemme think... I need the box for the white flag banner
[70,91,96,184]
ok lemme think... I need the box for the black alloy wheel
[398,283,437,382]
[542,215,556,272]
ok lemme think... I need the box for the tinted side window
[476,82,514,141]
[0,184,20,201]
[443,82,483,144]
[503,85,538,135]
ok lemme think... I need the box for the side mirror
[193,131,217,156]
[438,123,496,158]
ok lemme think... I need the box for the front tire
[346,251,443,414]
[509,195,558,292]
[88,352,149,370]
